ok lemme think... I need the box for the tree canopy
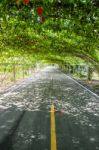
[0,0,99,69]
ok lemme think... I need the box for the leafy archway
[0,0,99,71]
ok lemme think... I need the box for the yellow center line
[51,105,57,150]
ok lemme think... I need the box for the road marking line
[66,75,99,98]
[51,105,57,150]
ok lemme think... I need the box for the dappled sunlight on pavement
[0,66,99,150]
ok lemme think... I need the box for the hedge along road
[0,66,99,150]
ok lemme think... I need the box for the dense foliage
[0,0,99,70]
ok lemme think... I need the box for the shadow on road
[0,110,25,150]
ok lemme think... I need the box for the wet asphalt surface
[0,66,99,150]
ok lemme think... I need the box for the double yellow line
[51,105,57,150]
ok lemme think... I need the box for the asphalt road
[0,66,99,150]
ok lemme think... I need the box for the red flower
[37,7,43,16]
[23,0,30,5]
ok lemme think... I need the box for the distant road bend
[0,66,99,150]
